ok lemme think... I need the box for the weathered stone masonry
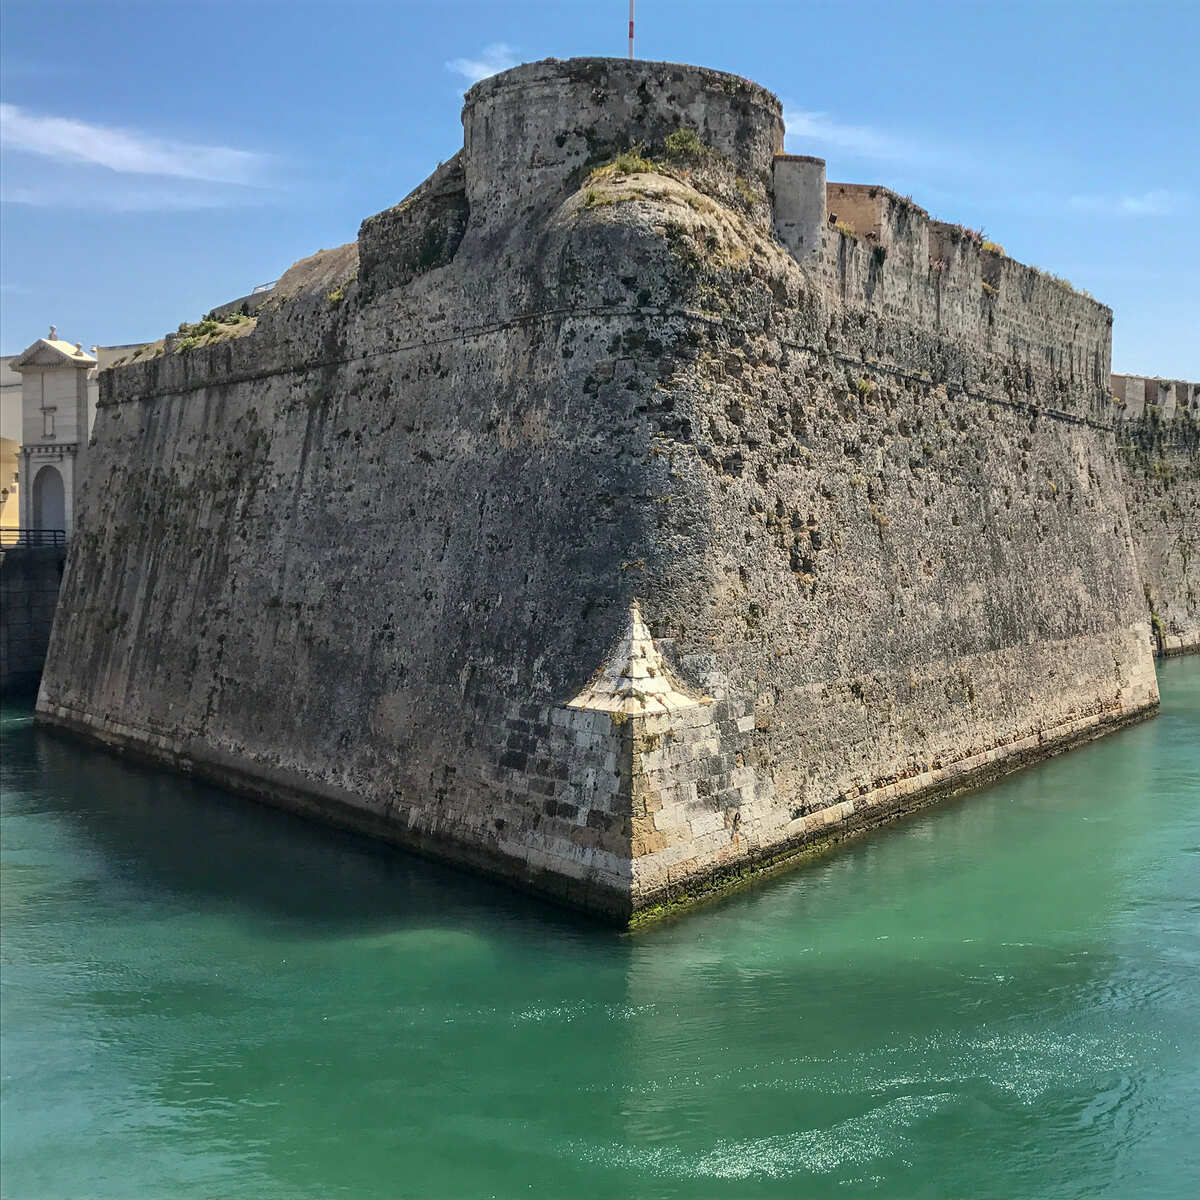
[37,58,1186,922]
[1111,375,1199,656]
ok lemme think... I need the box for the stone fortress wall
[776,160,1199,658]
[1110,374,1199,655]
[776,171,1113,393]
[1111,375,1198,422]
[36,57,1191,923]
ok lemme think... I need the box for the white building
[1,282,275,536]
[0,355,22,527]
[1,332,151,537]
[7,330,97,538]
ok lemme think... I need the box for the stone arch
[32,464,66,532]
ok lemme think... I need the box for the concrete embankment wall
[1,546,66,697]
[36,57,1167,922]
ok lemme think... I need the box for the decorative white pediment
[11,338,97,373]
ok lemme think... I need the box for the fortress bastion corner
[35,57,1190,923]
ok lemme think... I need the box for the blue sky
[2,0,1196,375]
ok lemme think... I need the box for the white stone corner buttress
[564,601,702,715]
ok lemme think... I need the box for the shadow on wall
[0,544,66,698]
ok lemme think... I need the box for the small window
[43,411,55,438]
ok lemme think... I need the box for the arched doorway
[32,464,66,532]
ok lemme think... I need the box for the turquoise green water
[3,662,1198,1199]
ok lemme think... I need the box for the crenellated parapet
[1109,374,1200,422]
[770,171,1114,397]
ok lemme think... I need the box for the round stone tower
[461,57,784,232]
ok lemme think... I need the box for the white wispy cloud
[0,103,268,185]
[1069,189,1184,217]
[446,43,519,86]
[2,179,272,213]
[782,106,942,167]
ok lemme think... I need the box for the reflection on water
[2,659,1198,1199]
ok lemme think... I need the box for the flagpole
[629,0,635,59]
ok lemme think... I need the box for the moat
[3,657,1197,1199]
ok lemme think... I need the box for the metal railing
[0,528,67,548]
